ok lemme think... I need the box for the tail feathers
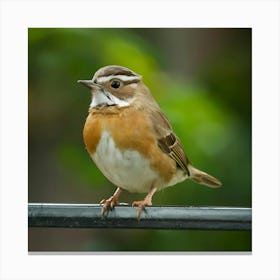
[188,165,222,188]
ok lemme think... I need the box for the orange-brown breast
[83,106,177,183]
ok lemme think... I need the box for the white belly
[91,130,161,193]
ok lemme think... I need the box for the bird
[78,65,222,220]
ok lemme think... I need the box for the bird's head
[78,65,148,109]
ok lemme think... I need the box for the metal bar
[28,203,251,230]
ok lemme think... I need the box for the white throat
[90,90,132,108]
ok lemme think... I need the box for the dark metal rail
[28,203,251,230]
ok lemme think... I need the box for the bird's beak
[77,80,100,90]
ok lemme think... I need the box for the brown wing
[148,107,190,176]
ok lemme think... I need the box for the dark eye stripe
[122,79,140,85]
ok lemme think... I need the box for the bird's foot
[100,187,122,219]
[100,196,120,219]
[132,198,152,220]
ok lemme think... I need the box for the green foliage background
[28,28,251,251]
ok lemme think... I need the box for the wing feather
[148,107,190,175]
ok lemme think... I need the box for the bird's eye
[111,80,121,89]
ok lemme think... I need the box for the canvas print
[28,28,251,251]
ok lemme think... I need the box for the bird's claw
[132,200,152,220]
[100,197,119,219]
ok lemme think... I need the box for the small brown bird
[78,65,221,219]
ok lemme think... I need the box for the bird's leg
[132,186,157,220]
[100,187,122,219]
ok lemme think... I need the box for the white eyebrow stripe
[96,75,141,84]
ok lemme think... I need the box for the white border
[1,0,279,279]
